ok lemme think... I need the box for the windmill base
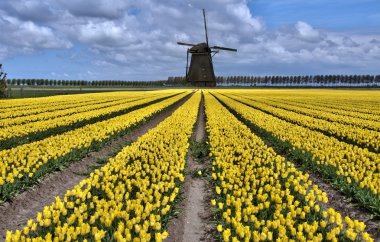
[187,53,216,87]
[189,80,216,87]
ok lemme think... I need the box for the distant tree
[0,64,7,98]
[273,76,279,86]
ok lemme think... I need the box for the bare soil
[167,94,215,242]
[0,95,190,239]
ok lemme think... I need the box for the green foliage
[191,140,210,159]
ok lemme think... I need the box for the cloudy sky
[1,0,379,80]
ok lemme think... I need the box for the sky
[0,0,379,80]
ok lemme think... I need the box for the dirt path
[0,95,191,239]
[167,93,214,242]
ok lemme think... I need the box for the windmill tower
[177,9,237,87]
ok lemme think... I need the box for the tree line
[6,79,166,87]
[5,75,380,88]
[168,75,380,87]
[216,75,380,86]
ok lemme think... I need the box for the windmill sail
[177,42,196,47]
[203,9,209,46]
[211,46,237,52]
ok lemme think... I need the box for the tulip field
[1,89,379,241]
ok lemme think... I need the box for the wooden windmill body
[177,9,237,87]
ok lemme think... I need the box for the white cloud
[294,21,321,42]
[226,2,263,32]
[342,37,359,47]
[8,0,59,22]
[57,0,132,19]
[0,13,71,58]
[77,21,126,45]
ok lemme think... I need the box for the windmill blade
[203,9,209,46]
[177,42,196,47]
[210,46,237,52]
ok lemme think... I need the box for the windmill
[177,9,237,87]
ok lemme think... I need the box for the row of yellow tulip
[223,93,380,152]
[0,91,190,202]
[0,94,90,111]
[279,93,380,115]
[255,96,380,122]
[0,98,91,119]
[213,92,380,201]
[232,89,380,116]
[204,92,373,241]
[5,91,201,242]
[0,92,116,115]
[236,93,380,130]
[0,95,149,127]
[296,100,380,116]
[0,91,151,119]
[0,92,175,143]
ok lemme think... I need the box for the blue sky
[0,0,379,80]
[250,0,380,30]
